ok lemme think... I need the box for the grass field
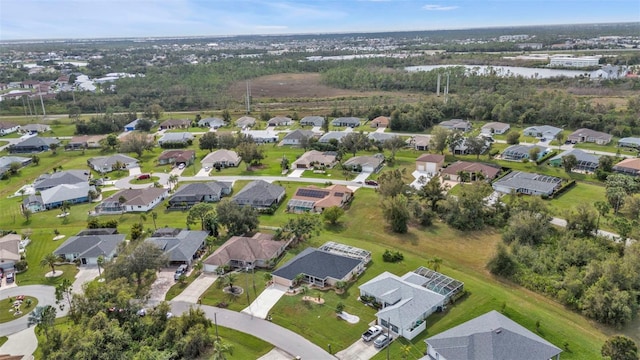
[200,269,270,312]
[0,296,38,323]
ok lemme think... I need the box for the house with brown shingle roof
[292,150,338,169]
[567,128,612,145]
[159,118,191,130]
[95,188,168,214]
[203,233,288,272]
[158,150,196,166]
[441,161,501,182]
[201,149,241,168]
[613,158,640,177]
[287,184,353,213]
[65,134,106,150]
[415,154,445,175]
[370,116,390,128]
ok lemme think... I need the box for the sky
[1,0,638,40]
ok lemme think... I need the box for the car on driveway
[178,163,185,170]
[174,264,188,280]
[362,325,383,342]
[364,180,378,186]
[373,333,392,349]
[137,174,151,180]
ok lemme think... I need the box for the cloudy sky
[1,0,638,40]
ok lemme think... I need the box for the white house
[95,188,168,213]
[415,154,445,175]
[0,122,20,136]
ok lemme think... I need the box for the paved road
[0,285,67,337]
[170,301,335,360]
[178,175,370,188]
[550,217,631,244]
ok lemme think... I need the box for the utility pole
[245,81,251,114]
[436,73,441,96]
[39,92,46,119]
[214,313,219,340]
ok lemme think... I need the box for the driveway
[113,172,170,190]
[172,273,218,303]
[128,166,142,176]
[196,168,211,177]
[336,339,381,360]
[72,266,101,294]
[287,169,306,178]
[0,285,67,337]
[353,171,372,183]
[0,327,38,359]
[148,270,176,305]
[241,284,287,319]
[258,348,296,360]
[170,301,334,360]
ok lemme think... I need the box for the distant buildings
[549,56,600,68]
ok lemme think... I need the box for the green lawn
[574,141,637,156]
[0,336,7,347]
[0,296,38,323]
[200,269,270,312]
[165,269,201,301]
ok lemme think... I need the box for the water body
[405,65,590,79]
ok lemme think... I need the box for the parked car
[5,272,14,284]
[137,174,151,180]
[373,333,392,349]
[361,325,383,342]
[174,264,188,280]
[177,163,186,170]
[364,180,378,186]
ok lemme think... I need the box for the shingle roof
[300,116,324,126]
[268,116,292,125]
[416,154,445,163]
[198,117,226,127]
[0,234,21,262]
[236,116,256,127]
[426,310,562,360]
[146,229,207,262]
[523,125,562,137]
[368,132,395,142]
[292,150,337,167]
[170,181,230,203]
[481,122,510,131]
[567,128,612,142]
[549,149,599,164]
[40,182,93,205]
[319,131,348,143]
[203,233,284,266]
[102,188,167,206]
[442,161,501,179]
[54,234,125,259]
[283,129,314,141]
[343,154,384,169]
[331,117,361,125]
[201,149,241,165]
[158,150,195,162]
[88,154,138,168]
[613,158,640,172]
[34,170,89,190]
[160,119,191,128]
[233,180,285,207]
[158,132,194,143]
[0,156,31,168]
[272,247,362,281]
[14,136,60,148]
[0,122,18,130]
[493,171,561,194]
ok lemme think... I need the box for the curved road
[170,301,335,360]
[0,285,68,337]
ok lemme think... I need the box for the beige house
[370,116,390,128]
[287,185,353,213]
[415,154,445,175]
[201,149,241,168]
[567,128,612,145]
[292,150,337,169]
[203,233,289,272]
[0,233,21,265]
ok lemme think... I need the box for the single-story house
[360,267,463,340]
[95,187,168,214]
[492,171,562,196]
[159,118,191,130]
[158,132,194,147]
[287,184,353,213]
[411,135,432,151]
[282,129,315,146]
[481,121,510,135]
[24,182,95,212]
[65,135,106,150]
[20,123,51,134]
[442,161,501,182]
[267,116,293,127]
[292,150,338,169]
[201,149,241,168]
[243,130,278,143]
[319,131,348,143]
[618,137,640,149]
[415,154,445,175]
[0,156,32,178]
[425,310,562,360]
[9,137,60,153]
[368,132,396,144]
[370,116,390,128]
[158,150,196,166]
[54,233,126,265]
[34,169,90,191]
[272,246,367,288]
[438,119,472,132]
[523,125,562,139]
[300,116,324,127]
[549,149,599,172]
[87,154,139,173]
[236,116,256,128]
[232,180,285,209]
[203,233,288,272]
[343,154,385,173]
[502,144,551,161]
[331,117,361,128]
[0,122,20,136]
[0,234,21,265]
[168,181,232,209]
[452,137,490,156]
[567,128,612,145]
[198,117,226,128]
[612,158,640,177]
[124,119,141,132]
[146,228,207,266]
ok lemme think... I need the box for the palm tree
[97,255,104,277]
[40,253,60,274]
[211,338,233,360]
[428,256,443,272]
[168,174,179,192]
[151,211,158,230]
[223,273,238,293]
[293,273,305,287]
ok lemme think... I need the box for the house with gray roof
[618,137,640,149]
[438,119,472,132]
[201,149,241,168]
[272,246,366,288]
[54,233,126,265]
[424,310,562,360]
[198,117,226,129]
[319,131,348,143]
[300,116,324,127]
[523,125,562,139]
[158,132,194,147]
[95,187,168,214]
[24,182,95,212]
[243,130,278,143]
[502,144,551,161]
[360,267,463,340]
[124,119,141,132]
[232,180,285,210]
[267,116,293,127]
[34,170,89,191]
[87,154,139,173]
[159,118,191,130]
[481,122,510,135]
[9,137,60,153]
[331,117,361,128]
[282,129,315,146]
[492,171,562,196]
[567,128,612,145]
[368,132,395,144]
[0,122,19,136]
[236,116,256,128]
[168,181,232,209]
[343,154,385,173]
[0,156,31,178]
[549,149,599,171]
[20,124,51,134]
[146,228,207,266]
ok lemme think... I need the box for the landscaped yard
[200,269,271,312]
[0,296,38,323]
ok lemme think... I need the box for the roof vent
[495,329,502,334]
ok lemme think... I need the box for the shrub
[15,260,28,272]
[382,249,404,263]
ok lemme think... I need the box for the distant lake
[405,65,590,79]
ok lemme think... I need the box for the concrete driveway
[258,348,296,360]
[241,284,287,319]
[172,273,218,303]
[353,171,372,183]
[287,169,305,178]
[0,327,38,359]
[196,168,211,177]
[72,266,101,294]
[148,270,176,304]
[128,166,142,176]
[336,339,381,360]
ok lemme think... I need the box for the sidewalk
[0,327,38,359]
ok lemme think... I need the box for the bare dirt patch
[228,73,372,99]
[302,295,325,305]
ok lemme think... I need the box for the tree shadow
[324,222,345,233]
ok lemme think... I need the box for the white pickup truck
[361,325,383,342]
